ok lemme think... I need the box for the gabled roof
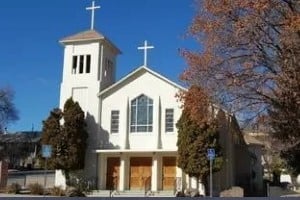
[98,66,186,97]
[60,29,121,54]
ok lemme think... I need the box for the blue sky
[0,0,196,132]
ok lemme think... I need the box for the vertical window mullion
[79,55,84,73]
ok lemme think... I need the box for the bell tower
[59,29,121,112]
[58,0,121,184]
[59,0,121,115]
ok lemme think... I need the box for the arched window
[130,94,153,132]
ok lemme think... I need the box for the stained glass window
[130,95,153,132]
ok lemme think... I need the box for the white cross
[138,40,154,66]
[86,1,101,30]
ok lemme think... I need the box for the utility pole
[207,148,215,197]
[42,145,52,196]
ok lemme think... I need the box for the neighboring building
[243,132,265,195]
[55,1,258,196]
[0,131,41,169]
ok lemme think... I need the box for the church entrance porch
[96,150,180,192]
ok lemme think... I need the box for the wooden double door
[106,157,120,190]
[162,157,176,190]
[130,157,152,190]
[106,156,176,191]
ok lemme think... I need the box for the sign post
[42,145,52,195]
[207,148,215,197]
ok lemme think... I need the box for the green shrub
[50,186,65,196]
[28,183,44,195]
[6,183,21,194]
[68,170,94,193]
[66,187,86,197]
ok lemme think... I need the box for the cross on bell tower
[86,1,101,30]
[138,40,154,66]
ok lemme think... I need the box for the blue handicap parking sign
[42,145,52,158]
[207,148,215,160]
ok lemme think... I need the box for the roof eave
[59,37,103,44]
[98,66,186,97]
[94,149,177,153]
[59,37,121,54]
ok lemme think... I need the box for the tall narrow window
[86,55,91,73]
[104,58,113,77]
[79,55,84,74]
[72,56,78,74]
[111,110,119,133]
[165,109,174,132]
[130,95,153,132]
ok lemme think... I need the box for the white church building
[56,1,260,196]
[57,28,186,191]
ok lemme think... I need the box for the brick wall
[0,161,8,188]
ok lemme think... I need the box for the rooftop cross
[86,1,101,30]
[137,40,154,66]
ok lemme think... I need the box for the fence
[7,170,55,189]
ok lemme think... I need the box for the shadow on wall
[80,113,120,186]
[86,112,120,150]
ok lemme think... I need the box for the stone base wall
[7,170,55,189]
[220,186,244,197]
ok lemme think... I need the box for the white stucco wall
[59,39,119,183]
[55,170,66,190]
[60,40,118,121]
[60,42,101,119]
[100,70,182,151]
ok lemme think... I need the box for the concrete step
[88,190,111,197]
[154,190,174,197]
[116,190,147,197]
[88,190,175,197]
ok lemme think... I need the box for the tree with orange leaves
[181,0,299,172]
[176,85,223,195]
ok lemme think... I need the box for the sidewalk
[0,192,58,197]
[0,193,45,197]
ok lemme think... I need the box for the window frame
[165,108,174,133]
[71,54,91,74]
[130,95,153,133]
[72,56,78,74]
[110,110,120,134]
[86,55,91,73]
